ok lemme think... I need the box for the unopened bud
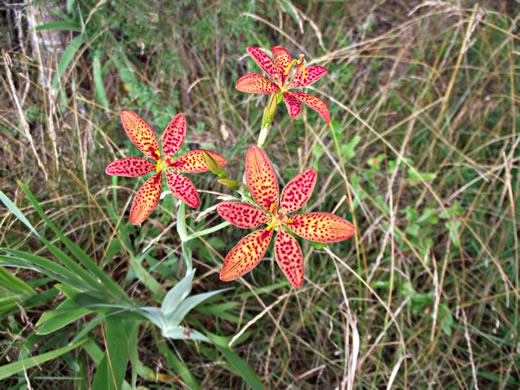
[202,151,223,175]
[218,179,240,191]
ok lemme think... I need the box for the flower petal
[289,65,328,88]
[279,168,317,215]
[246,47,280,82]
[168,149,226,173]
[162,113,186,158]
[165,170,200,208]
[106,156,155,177]
[271,46,292,83]
[120,111,160,160]
[275,228,304,287]
[236,73,280,95]
[245,146,279,213]
[289,91,331,127]
[286,212,355,243]
[282,92,302,119]
[220,228,274,282]
[217,202,269,229]
[129,172,162,225]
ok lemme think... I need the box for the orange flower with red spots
[217,146,354,287]
[106,111,226,225]
[236,46,330,127]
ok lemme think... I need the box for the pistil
[284,54,306,86]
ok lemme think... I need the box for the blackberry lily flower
[106,111,226,225]
[217,146,354,287]
[236,46,330,127]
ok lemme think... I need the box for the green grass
[1,0,519,388]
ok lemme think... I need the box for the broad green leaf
[162,326,209,342]
[166,289,230,327]
[36,298,92,335]
[0,266,34,295]
[92,317,128,390]
[93,51,109,112]
[207,334,264,390]
[161,268,195,315]
[0,339,86,381]
[51,35,86,89]
[35,21,81,32]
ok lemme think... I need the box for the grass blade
[0,339,86,381]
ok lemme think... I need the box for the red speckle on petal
[217,202,269,229]
[274,228,304,287]
[106,156,155,177]
[220,228,274,282]
[287,212,355,243]
[280,168,317,215]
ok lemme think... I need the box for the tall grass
[1,1,519,388]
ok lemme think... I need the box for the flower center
[281,54,306,90]
[265,203,294,231]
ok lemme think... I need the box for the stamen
[154,150,161,159]
[266,221,277,231]
[156,159,162,173]
[286,218,294,224]
[269,203,276,215]
[284,59,297,75]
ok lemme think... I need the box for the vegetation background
[1,0,519,388]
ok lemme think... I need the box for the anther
[284,59,298,75]
[269,203,276,214]
[266,221,277,231]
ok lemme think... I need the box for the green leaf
[18,182,128,301]
[162,326,210,342]
[51,35,86,89]
[35,21,82,32]
[207,334,264,390]
[0,266,34,295]
[0,190,38,236]
[93,51,109,112]
[129,254,165,297]
[165,289,230,328]
[340,135,361,159]
[36,298,92,335]
[0,339,86,381]
[161,269,195,315]
[407,169,436,186]
[92,317,129,390]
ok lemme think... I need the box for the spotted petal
[271,46,292,83]
[120,111,160,160]
[289,91,331,127]
[106,156,155,177]
[245,146,279,213]
[217,202,269,229]
[162,113,186,158]
[289,65,328,89]
[286,212,355,243]
[282,92,302,119]
[165,170,200,208]
[129,172,162,225]
[246,47,280,82]
[220,228,274,282]
[168,149,226,173]
[279,168,317,215]
[236,73,280,95]
[275,228,304,288]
